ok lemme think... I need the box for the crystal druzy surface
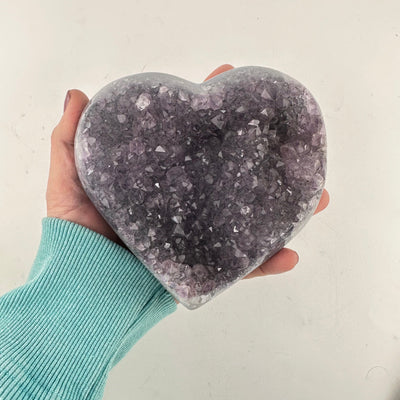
[75,66,327,310]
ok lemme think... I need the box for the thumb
[52,89,89,145]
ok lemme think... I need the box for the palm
[46,100,124,246]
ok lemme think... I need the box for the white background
[1,0,399,399]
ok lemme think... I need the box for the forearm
[0,217,177,400]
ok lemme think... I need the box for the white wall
[0,0,399,399]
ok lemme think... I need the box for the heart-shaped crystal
[75,66,327,309]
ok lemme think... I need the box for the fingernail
[64,90,71,112]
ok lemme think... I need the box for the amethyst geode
[75,66,327,309]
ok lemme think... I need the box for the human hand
[46,65,329,306]
[46,89,125,246]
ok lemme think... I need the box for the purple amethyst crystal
[74,66,327,310]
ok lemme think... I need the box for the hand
[46,89,125,246]
[45,65,329,306]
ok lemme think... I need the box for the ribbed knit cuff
[0,217,177,400]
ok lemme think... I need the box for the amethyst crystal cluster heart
[75,66,327,309]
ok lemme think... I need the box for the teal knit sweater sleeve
[0,217,178,400]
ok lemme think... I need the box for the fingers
[204,64,234,81]
[314,189,330,215]
[243,248,299,279]
[52,89,89,146]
